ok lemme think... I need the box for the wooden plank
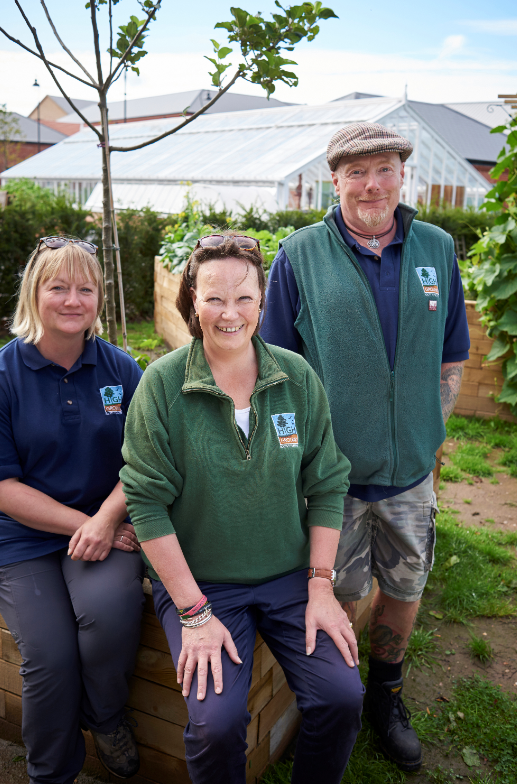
[269,699,301,760]
[246,735,270,784]
[0,660,22,696]
[5,692,22,726]
[478,383,502,398]
[246,714,259,754]
[138,744,191,784]
[247,671,273,721]
[140,616,170,655]
[455,394,499,413]
[0,691,4,719]
[469,338,497,356]
[0,716,23,744]
[0,613,7,631]
[459,381,479,398]
[260,644,276,678]
[131,708,186,760]
[134,646,181,692]
[258,681,295,743]
[272,662,286,696]
[1,629,21,665]
[464,354,483,369]
[250,646,262,689]
[128,676,188,726]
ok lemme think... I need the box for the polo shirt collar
[334,205,404,252]
[18,336,98,371]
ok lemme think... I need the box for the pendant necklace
[345,217,395,250]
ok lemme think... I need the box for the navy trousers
[152,568,364,784]
[0,548,145,784]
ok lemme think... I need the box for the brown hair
[176,234,267,340]
[11,242,104,344]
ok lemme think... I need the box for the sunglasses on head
[195,234,260,251]
[37,236,98,255]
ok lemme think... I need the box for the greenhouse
[0,96,491,213]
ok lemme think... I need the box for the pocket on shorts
[424,495,439,572]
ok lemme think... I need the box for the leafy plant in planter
[159,190,213,273]
[464,115,517,412]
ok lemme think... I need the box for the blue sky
[1,0,517,114]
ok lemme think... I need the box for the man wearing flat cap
[262,122,469,771]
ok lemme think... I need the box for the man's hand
[68,517,139,561]
[177,615,242,700]
[305,578,359,668]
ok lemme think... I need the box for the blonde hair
[11,242,104,344]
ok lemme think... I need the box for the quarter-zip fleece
[281,204,454,487]
[120,336,350,584]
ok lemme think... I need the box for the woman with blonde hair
[0,237,145,783]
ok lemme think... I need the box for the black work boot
[364,677,422,771]
[90,715,140,779]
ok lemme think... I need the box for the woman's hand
[68,517,139,562]
[305,578,359,668]
[177,615,242,701]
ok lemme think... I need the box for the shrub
[0,180,91,325]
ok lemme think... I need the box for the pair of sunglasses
[37,236,98,254]
[195,234,260,251]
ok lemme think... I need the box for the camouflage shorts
[334,473,438,603]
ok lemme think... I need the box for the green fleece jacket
[120,336,350,584]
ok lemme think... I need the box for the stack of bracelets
[176,595,213,628]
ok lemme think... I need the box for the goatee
[357,204,391,228]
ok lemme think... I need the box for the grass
[467,634,494,664]
[441,465,464,483]
[450,443,493,477]
[499,448,517,478]
[424,509,517,622]
[426,675,517,784]
[404,627,441,674]
[446,414,517,441]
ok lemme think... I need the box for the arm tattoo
[440,362,464,422]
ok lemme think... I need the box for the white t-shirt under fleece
[234,407,250,438]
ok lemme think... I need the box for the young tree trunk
[100,100,117,345]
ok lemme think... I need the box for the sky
[1,0,516,116]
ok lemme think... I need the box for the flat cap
[327,122,413,171]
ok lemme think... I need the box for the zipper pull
[245,449,251,461]
[390,370,395,402]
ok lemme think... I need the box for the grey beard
[357,204,391,228]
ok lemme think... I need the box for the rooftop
[1,112,67,144]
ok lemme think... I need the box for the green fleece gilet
[281,204,454,487]
[120,336,350,584]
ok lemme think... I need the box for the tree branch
[40,0,98,86]
[110,68,240,152]
[105,1,161,89]
[13,0,102,138]
[0,25,95,88]
[90,1,104,90]
[109,0,113,74]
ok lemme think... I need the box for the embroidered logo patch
[416,266,439,297]
[271,413,298,448]
[100,385,123,415]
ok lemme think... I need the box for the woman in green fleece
[120,234,364,784]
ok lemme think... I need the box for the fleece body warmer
[281,204,454,487]
[120,337,350,584]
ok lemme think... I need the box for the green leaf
[461,747,481,768]
[319,7,339,18]
[497,309,517,336]
[497,379,517,406]
[505,353,517,381]
[490,277,517,300]
[443,555,460,569]
[491,124,510,134]
[486,337,511,361]
[218,46,233,59]
[210,38,220,50]
[428,610,444,619]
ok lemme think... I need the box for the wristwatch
[308,568,336,587]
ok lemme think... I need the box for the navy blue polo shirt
[0,336,142,566]
[261,206,470,502]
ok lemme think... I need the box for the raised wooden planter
[454,301,515,422]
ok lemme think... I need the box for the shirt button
[374,256,379,261]
[64,378,68,383]
[67,400,73,405]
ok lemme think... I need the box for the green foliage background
[463,116,517,413]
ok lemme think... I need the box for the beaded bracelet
[181,606,213,628]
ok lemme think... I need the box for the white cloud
[1,46,517,116]
[463,19,517,36]
[438,35,466,59]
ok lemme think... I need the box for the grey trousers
[0,548,145,784]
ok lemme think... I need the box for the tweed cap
[327,122,413,171]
